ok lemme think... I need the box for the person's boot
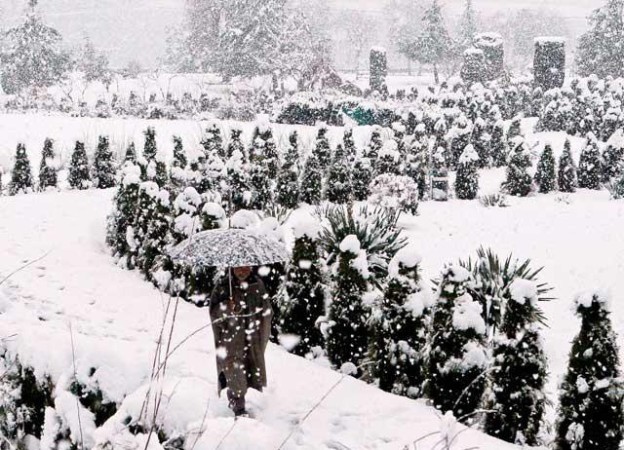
[227,389,247,417]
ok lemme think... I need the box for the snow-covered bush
[369,174,419,215]
[9,143,33,195]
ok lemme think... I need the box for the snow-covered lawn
[0,189,518,449]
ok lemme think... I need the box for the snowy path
[0,190,515,449]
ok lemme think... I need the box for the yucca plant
[459,247,554,335]
[316,204,407,287]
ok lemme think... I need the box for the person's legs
[227,388,246,416]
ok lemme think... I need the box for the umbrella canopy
[169,228,289,268]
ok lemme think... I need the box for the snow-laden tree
[455,144,479,200]
[555,291,624,450]
[68,141,91,190]
[411,0,453,84]
[93,136,116,189]
[427,265,488,422]
[352,157,374,201]
[603,130,624,183]
[502,137,533,197]
[405,136,429,200]
[313,126,332,172]
[576,0,624,78]
[300,153,323,205]
[558,139,578,193]
[136,183,172,278]
[484,280,547,446]
[490,120,508,168]
[326,235,371,376]
[534,144,556,194]
[325,144,352,204]
[124,142,137,164]
[280,213,325,357]
[276,132,300,209]
[9,143,33,195]
[458,0,478,51]
[376,140,403,176]
[39,138,57,191]
[76,35,111,87]
[201,122,224,160]
[171,186,203,244]
[106,163,141,268]
[0,2,71,94]
[225,149,251,212]
[578,133,602,190]
[227,129,245,160]
[370,247,433,397]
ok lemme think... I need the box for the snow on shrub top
[202,202,225,219]
[388,246,423,279]
[446,265,471,284]
[379,140,400,161]
[534,36,566,44]
[461,341,489,368]
[459,144,479,165]
[509,279,538,305]
[370,46,387,53]
[453,295,486,335]
[339,234,361,254]
[174,187,202,213]
[575,289,611,312]
[230,209,261,229]
[404,291,434,318]
[352,250,370,279]
[255,114,271,133]
[392,122,406,134]
[291,212,321,240]
[121,163,141,186]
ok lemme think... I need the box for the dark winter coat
[210,274,273,398]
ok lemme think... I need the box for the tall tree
[576,0,624,78]
[458,0,478,50]
[76,35,111,87]
[93,136,116,189]
[0,2,71,94]
[412,0,453,84]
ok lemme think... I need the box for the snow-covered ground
[0,189,521,449]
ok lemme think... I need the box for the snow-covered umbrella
[169,228,288,269]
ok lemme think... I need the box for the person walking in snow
[210,265,273,417]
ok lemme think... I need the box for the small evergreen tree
[93,136,116,189]
[201,122,224,159]
[325,144,353,204]
[68,141,91,190]
[376,140,403,175]
[343,128,357,163]
[534,144,556,193]
[136,184,172,278]
[280,214,326,357]
[352,157,374,201]
[326,235,371,375]
[300,153,323,205]
[276,132,300,209]
[225,150,251,212]
[143,127,158,162]
[502,137,532,197]
[578,134,602,190]
[602,130,624,183]
[406,137,429,200]
[484,280,548,446]
[38,138,57,190]
[313,127,332,171]
[249,161,273,210]
[506,117,522,146]
[227,128,245,160]
[172,136,187,169]
[490,120,508,168]
[427,265,488,421]
[365,127,384,164]
[9,143,33,195]
[106,163,141,268]
[555,291,624,450]
[455,144,479,200]
[124,142,137,163]
[558,139,578,193]
[371,248,432,397]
